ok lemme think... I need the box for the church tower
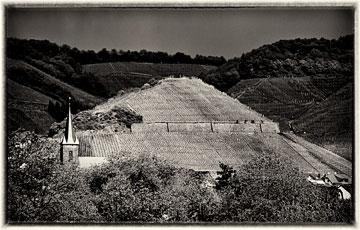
[61,97,79,164]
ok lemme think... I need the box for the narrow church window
[69,151,73,161]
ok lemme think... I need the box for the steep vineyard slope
[77,132,351,176]
[73,77,351,177]
[227,76,353,160]
[7,79,55,103]
[227,76,350,129]
[93,77,270,123]
[293,83,353,160]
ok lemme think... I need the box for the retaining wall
[168,122,211,132]
[132,123,168,133]
[131,121,280,134]
[213,123,261,133]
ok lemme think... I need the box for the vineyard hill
[76,77,351,176]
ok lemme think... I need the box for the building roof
[326,174,352,185]
[335,173,350,180]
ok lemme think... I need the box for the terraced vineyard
[292,82,353,160]
[94,78,270,123]
[284,133,352,176]
[228,77,326,104]
[77,132,351,176]
[227,76,352,132]
[77,77,351,177]
[82,62,216,77]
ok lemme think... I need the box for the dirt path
[281,132,352,177]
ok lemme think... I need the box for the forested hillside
[201,35,353,92]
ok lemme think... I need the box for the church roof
[62,97,79,145]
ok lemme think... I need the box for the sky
[6,8,354,59]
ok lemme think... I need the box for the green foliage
[7,130,102,223]
[7,37,226,66]
[215,163,235,190]
[87,155,220,222]
[215,153,353,223]
[201,35,354,92]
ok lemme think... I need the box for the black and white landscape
[6,7,354,224]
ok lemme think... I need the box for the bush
[87,154,220,222]
[7,130,102,223]
[215,152,353,223]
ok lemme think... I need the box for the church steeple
[62,97,79,145]
[61,97,79,164]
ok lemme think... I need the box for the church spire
[62,97,79,145]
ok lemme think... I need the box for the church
[60,97,106,168]
[60,97,79,164]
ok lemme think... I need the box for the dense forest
[7,37,226,66]
[8,130,353,223]
[200,35,353,92]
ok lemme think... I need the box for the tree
[215,152,353,223]
[215,163,235,190]
[87,154,220,222]
[97,48,110,62]
[7,130,102,222]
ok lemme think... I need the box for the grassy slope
[7,79,56,104]
[7,79,57,134]
[7,58,104,134]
